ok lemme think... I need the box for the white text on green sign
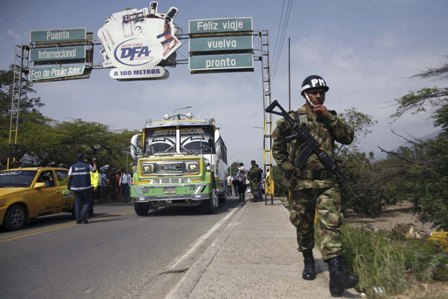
[189,53,254,73]
[30,65,86,81]
[189,18,252,35]
[30,46,86,62]
[31,28,86,43]
[189,36,253,53]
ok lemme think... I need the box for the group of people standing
[227,160,263,202]
[67,153,134,224]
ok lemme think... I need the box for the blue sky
[1,0,447,165]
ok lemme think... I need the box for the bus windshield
[145,126,214,155]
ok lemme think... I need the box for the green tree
[0,67,46,167]
[389,60,448,229]
[0,67,138,171]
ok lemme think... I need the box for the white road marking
[168,206,239,270]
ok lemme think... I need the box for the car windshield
[0,170,37,187]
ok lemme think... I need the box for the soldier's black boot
[327,256,358,297]
[302,250,317,280]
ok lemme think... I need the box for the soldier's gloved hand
[281,162,299,177]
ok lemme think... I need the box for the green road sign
[189,17,252,35]
[30,46,86,63]
[31,28,86,43]
[189,53,254,73]
[30,64,89,82]
[189,35,253,53]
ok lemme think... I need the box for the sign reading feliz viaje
[188,17,254,74]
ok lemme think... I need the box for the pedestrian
[67,152,96,224]
[119,169,132,202]
[100,169,108,200]
[226,174,233,196]
[232,174,239,197]
[115,171,121,197]
[272,75,358,297]
[236,163,247,202]
[258,168,264,201]
[247,160,263,202]
[89,158,100,217]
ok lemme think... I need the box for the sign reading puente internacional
[188,17,254,74]
[29,27,92,82]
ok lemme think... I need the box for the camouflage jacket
[248,165,263,182]
[272,104,354,189]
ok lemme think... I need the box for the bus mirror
[130,134,143,160]
[208,138,215,153]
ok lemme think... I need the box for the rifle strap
[298,112,308,126]
[294,111,314,170]
[292,110,308,126]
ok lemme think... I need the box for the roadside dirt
[345,201,433,234]
[346,202,448,299]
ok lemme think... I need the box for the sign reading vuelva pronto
[98,3,181,80]
[189,53,254,73]
[189,36,253,53]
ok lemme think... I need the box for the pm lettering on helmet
[311,78,325,88]
[301,75,329,95]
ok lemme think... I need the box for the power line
[272,0,287,70]
[272,0,293,82]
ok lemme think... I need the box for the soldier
[247,160,263,202]
[272,75,358,297]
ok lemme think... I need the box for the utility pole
[7,45,30,169]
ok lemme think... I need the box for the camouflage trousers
[288,186,343,260]
[249,181,260,201]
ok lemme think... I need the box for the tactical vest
[291,109,334,173]
[70,161,92,191]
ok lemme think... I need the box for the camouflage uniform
[272,104,354,260]
[248,163,263,201]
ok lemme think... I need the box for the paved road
[0,198,241,299]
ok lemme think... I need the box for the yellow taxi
[0,167,74,230]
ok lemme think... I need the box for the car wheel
[3,204,27,231]
[134,202,149,216]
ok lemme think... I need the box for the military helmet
[300,75,329,96]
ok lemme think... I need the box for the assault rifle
[266,100,358,199]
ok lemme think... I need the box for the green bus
[130,113,228,215]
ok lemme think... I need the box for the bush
[342,226,406,298]
[316,225,448,298]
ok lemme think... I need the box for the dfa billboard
[98,1,182,80]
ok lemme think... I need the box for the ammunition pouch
[299,169,332,180]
